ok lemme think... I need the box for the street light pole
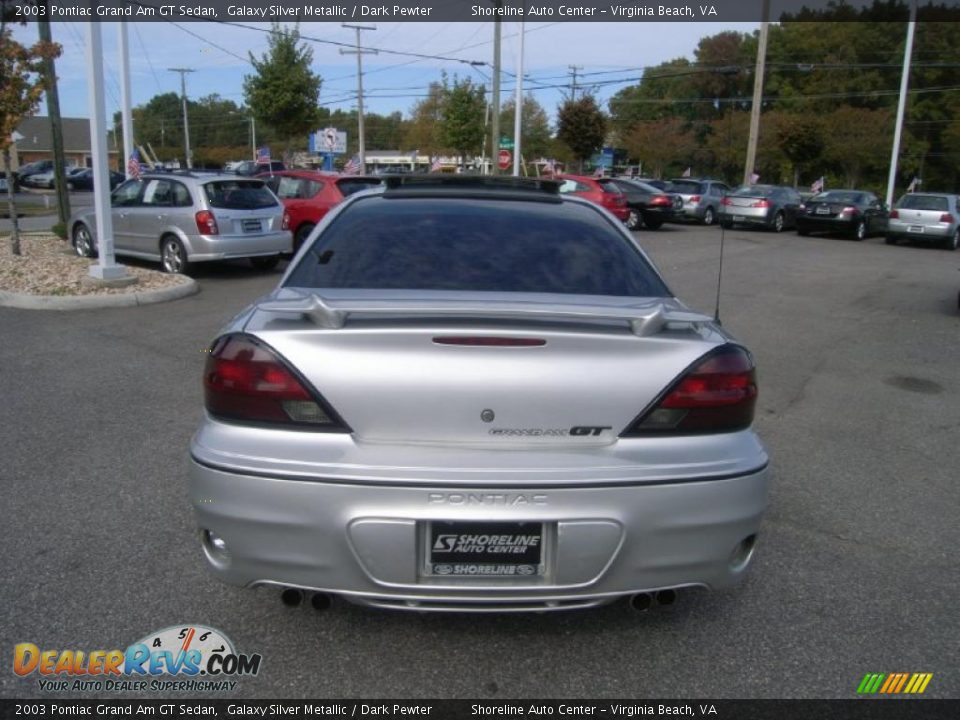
[886,0,917,208]
[341,24,377,173]
[168,68,194,169]
[118,23,135,179]
[743,0,770,185]
[491,15,502,175]
[513,22,524,177]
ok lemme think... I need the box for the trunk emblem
[481,409,495,423]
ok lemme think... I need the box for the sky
[12,21,760,131]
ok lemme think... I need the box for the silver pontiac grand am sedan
[188,175,770,613]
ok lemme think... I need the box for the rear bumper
[886,221,953,242]
[720,208,771,225]
[187,458,770,611]
[796,215,858,233]
[186,231,292,261]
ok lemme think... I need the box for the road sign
[313,128,347,154]
[498,149,512,170]
[499,136,514,150]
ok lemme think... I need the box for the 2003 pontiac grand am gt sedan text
[188,176,770,613]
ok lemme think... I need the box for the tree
[0,19,60,255]
[243,24,322,146]
[441,77,486,168]
[556,95,606,172]
[624,117,697,179]
[405,81,447,156]
[773,112,824,186]
[500,94,552,161]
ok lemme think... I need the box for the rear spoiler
[256,294,712,338]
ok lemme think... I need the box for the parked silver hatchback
[886,193,960,250]
[69,172,291,273]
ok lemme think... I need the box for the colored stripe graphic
[857,672,932,694]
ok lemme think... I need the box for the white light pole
[886,0,917,208]
[118,22,135,178]
[513,22,524,177]
[86,21,126,281]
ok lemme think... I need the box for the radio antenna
[711,66,741,326]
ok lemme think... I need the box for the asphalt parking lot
[1,223,957,699]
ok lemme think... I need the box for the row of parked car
[556,173,960,251]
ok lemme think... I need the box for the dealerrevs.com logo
[14,625,262,693]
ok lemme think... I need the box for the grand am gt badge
[489,425,612,437]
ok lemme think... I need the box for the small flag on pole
[810,176,824,193]
[429,157,442,172]
[127,150,141,180]
[342,154,362,175]
[906,177,919,193]
[749,172,760,184]
[256,146,271,163]
[682,167,692,178]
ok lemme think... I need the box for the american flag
[256,146,271,163]
[127,150,141,180]
[749,172,760,184]
[342,154,362,175]
[810,176,824,193]
[681,167,692,178]
[430,157,442,172]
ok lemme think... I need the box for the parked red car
[258,171,382,251]
[554,174,630,223]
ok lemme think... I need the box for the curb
[0,278,199,310]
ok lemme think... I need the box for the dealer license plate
[816,206,831,214]
[908,225,924,233]
[732,215,746,222]
[242,219,262,233]
[425,521,544,577]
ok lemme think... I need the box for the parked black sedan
[796,189,887,240]
[64,168,125,191]
[608,177,683,230]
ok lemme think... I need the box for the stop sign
[498,149,512,170]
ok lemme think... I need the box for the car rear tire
[854,221,867,241]
[71,224,95,258]
[625,209,641,231]
[250,256,281,271]
[944,230,959,251]
[160,236,191,275]
[702,207,715,226]
[294,223,315,253]
[771,212,785,233]
[643,215,663,230]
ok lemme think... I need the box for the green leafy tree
[404,81,447,156]
[500,94,552,161]
[243,24,322,146]
[1,19,61,255]
[442,77,486,168]
[556,95,606,172]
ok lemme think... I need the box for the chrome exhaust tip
[629,593,654,612]
[280,588,304,607]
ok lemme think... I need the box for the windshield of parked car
[203,180,278,210]
[670,181,703,194]
[285,197,670,298]
[897,194,949,211]
[814,191,864,204]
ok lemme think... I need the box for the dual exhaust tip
[280,587,331,611]
[629,589,678,612]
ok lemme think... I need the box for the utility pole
[38,5,70,226]
[118,23,135,179]
[250,117,256,160]
[513,22,524,177]
[742,0,769,185]
[168,68,194,168]
[886,0,917,208]
[568,65,583,101]
[340,24,377,173]
[491,15,502,175]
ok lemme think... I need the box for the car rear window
[815,191,863,204]
[898,195,948,211]
[203,180,278,209]
[285,197,670,298]
[670,181,703,194]
[597,180,623,194]
[336,178,383,196]
[731,185,774,197]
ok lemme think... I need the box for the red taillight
[195,210,219,235]
[282,211,290,230]
[622,346,758,435]
[840,206,858,216]
[889,209,899,219]
[689,195,701,203]
[204,335,346,430]
[940,213,954,223]
[650,195,671,206]
[720,197,732,206]
[603,193,626,208]
[751,199,771,208]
